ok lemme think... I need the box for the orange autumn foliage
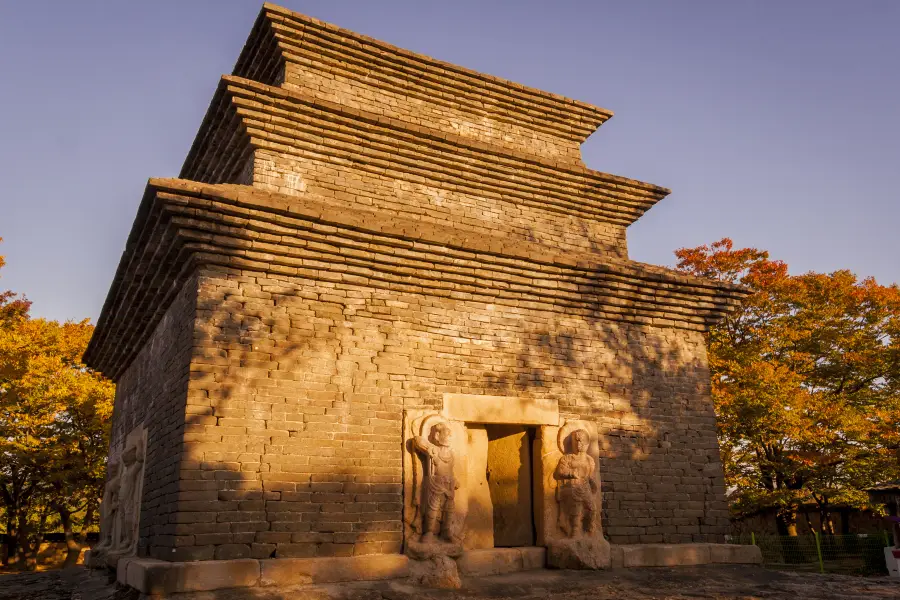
[676,239,900,535]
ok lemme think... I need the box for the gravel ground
[0,564,898,600]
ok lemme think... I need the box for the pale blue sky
[0,1,897,323]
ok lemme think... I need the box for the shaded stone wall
[108,275,197,559]
[599,331,728,544]
[169,266,728,561]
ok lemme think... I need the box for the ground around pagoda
[1,564,897,600]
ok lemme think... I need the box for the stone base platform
[457,548,546,576]
[610,543,762,568]
[112,544,760,594]
[6,562,898,600]
[116,555,410,595]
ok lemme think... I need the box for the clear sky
[0,0,897,323]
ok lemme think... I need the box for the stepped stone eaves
[85,178,745,379]
[85,3,749,571]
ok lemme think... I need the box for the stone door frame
[402,394,604,553]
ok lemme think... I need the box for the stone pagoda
[84,3,760,593]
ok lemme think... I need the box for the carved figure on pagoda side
[413,421,460,544]
[93,460,122,556]
[554,428,599,537]
[115,431,146,553]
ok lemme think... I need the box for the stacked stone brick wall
[168,262,728,561]
[107,275,197,559]
[250,147,629,258]
[599,331,728,543]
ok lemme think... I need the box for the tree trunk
[776,506,803,564]
[15,511,30,569]
[3,513,15,566]
[776,506,798,536]
[839,509,850,535]
[813,495,835,535]
[59,507,81,568]
[79,502,95,543]
[802,509,814,534]
[822,509,835,535]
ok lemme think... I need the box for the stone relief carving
[116,429,147,553]
[403,411,467,588]
[92,460,121,556]
[541,420,610,570]
[413,419,460,544]
[408,414,465,549]
[87,425,147,567]
[554,428,599,538]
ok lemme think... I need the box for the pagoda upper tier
[83,4,751,380]
[233,3,614,165]
[179,4,670,259]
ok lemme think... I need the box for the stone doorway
[461,423,538,550]
[403,395,610,569]
[485,425,536,547]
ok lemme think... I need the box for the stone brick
[619,543,712,568]
[120,558,260,594]
[214,544,252,560]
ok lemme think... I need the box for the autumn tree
[676,239,900,535]
[0,240,114,567]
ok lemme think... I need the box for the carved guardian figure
[554,429,599,537]
[116,437,145,552]
[93,461,121,555]
[413,422,459,544]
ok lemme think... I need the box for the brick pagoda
[84,3,758,593]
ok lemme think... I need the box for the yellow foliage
[0,243,114,557]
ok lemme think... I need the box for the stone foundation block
[456,547,546,576]
[709,544,763,564]
[616,543,711,568]
[259,555,409,586]
[119,557,260,594]
[547,538,611,570]
[610,543,762,568]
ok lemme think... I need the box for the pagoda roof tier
[181,76,670,228]
[232,3,614,165]
[84,179,748,380]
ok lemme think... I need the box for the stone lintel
[609,543,763,569]
[442,394,559,425]
[116,555,409,594]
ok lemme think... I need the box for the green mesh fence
[728,532,895,576]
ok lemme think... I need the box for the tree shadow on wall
[162,265,404,587]
[476,292,726,544]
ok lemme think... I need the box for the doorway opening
[485,425,537,547]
